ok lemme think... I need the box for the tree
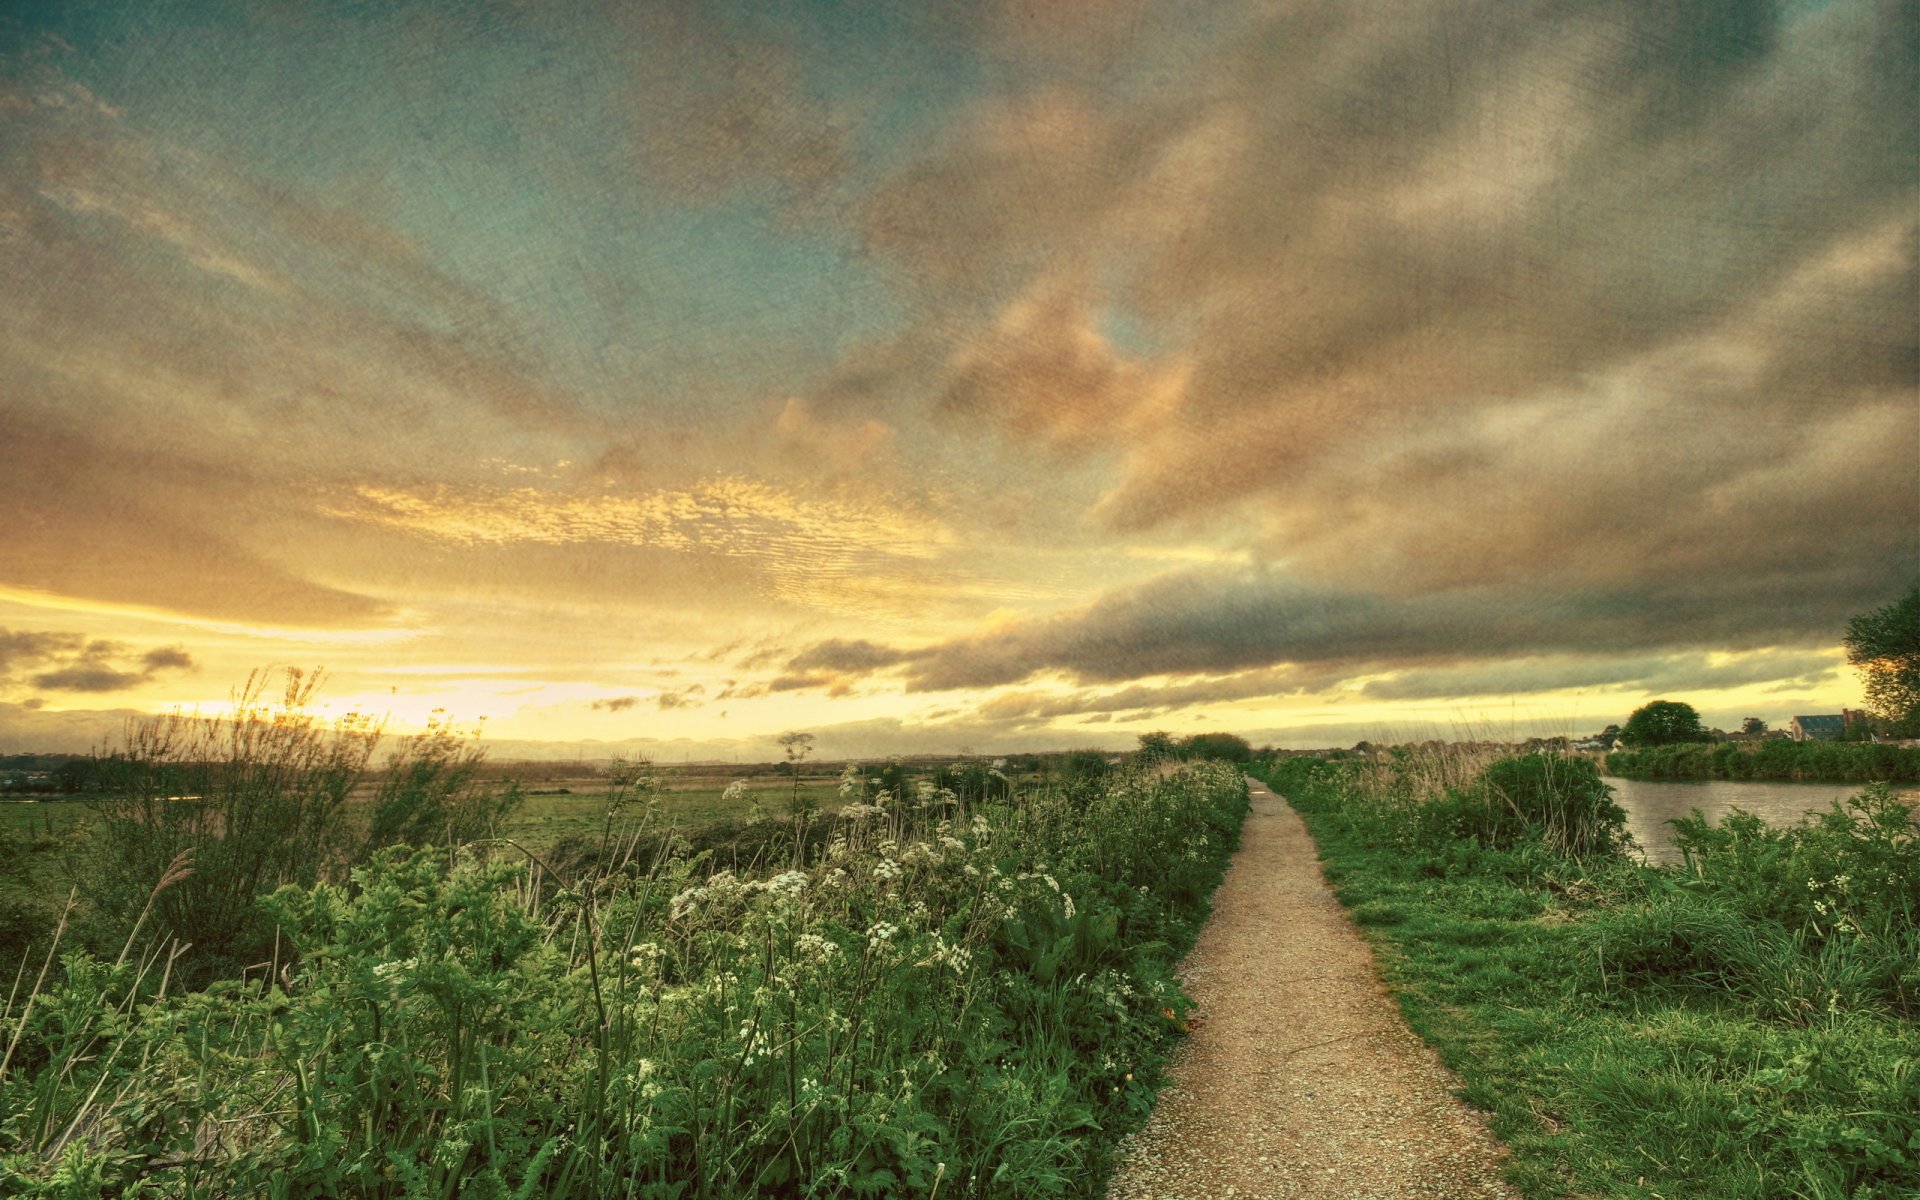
[1179,732,1253,763]
[1135,731,1179,763]
[1844,585,1920,738]
[1620,700,1708,747]
[1740,717,1768,735]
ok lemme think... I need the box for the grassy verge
[1256,754,1920,1200]
[1,761,1248,1197]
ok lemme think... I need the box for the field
[2,770,813,850]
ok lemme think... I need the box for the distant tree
[1741,717,1768,735]
[1620,700,1709,747]
[1135,731,1179,762]
[1844,585,1920,738]
[1179,732,1253,763]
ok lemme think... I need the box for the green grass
[0,802,89,841]
[1257,757,1920,1200]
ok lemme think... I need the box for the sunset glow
[2,1,1914,760]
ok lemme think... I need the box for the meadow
[0,692,1248,1198]
[1258,748,1920,1199]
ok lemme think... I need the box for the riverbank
[1605,739,1920,783]
[1255,756,1920,1199]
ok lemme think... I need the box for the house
[1789,714,1847,741]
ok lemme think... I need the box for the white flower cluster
[926,933,972,975]
[794,933,842,962]
[372,957,417,981]
[627,941,666,972]
[762,870,808,897]
[866,921,899,949]
[871,858,903,883]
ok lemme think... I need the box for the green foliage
[0,763,1250,1197]
[1476,755,1629,858]
[1176,732,1252,764]
[361,714,522,855]
[1845,585,1920,738]
[1252,755,1920,1199]
[66,672,520,985]
[1133,731,1178,764]
[1285,748,1627,860]
[1606,739,1920,782]
[1621,699,1710,747]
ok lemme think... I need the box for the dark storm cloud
[0,627,197,694]
[785,639,917,674]
[791,562,1899,695]
[1358,649,1843,702]
[852,0,1918,644]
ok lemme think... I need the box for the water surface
[1607,777,1870,865]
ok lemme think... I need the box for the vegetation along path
[1107,777,1516,1199]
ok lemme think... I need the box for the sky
[1,0,1915,761]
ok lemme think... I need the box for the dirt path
[1106,777,1517,1200]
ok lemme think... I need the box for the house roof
[1791,714,1847,732]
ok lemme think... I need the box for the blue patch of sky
[14,0,990,419]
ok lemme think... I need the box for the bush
[1476,754,1628,858]
[71,671,519,984]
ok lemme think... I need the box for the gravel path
[1106,777,1518,1200]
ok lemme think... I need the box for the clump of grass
[1342,743,1629,859]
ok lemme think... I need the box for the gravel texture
[1105,777,1518,1200]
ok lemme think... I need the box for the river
[1605,777,1876,865]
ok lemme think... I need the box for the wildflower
[795,933,842,962]
[866,921,899,949]
[764,870,808,897]
[722,780,749,803]
[872,858,903,882]
[372,957,416,981]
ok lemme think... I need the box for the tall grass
[0,761,1249,1197]
[1341,743,1629,858]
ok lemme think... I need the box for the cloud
[1359,649,1844,702]
[785,639,917,674]
[591,696,640,713]
[792,562,1895,695]
[621,3,856,210]
[0,627,198,694]
[846,0,1918,629]
[973,664,1313,726]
